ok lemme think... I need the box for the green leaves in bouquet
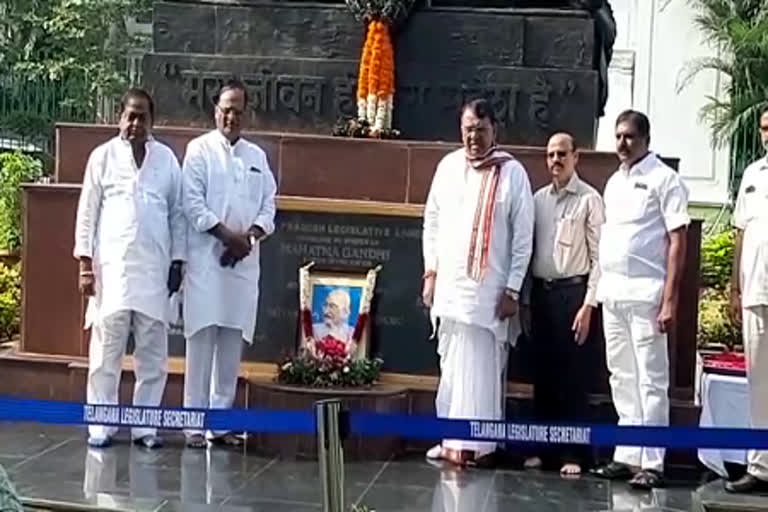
[277,351,384,388]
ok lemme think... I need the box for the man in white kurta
[592,110,689,489]
[423,99,534,466]
[182,80,277,448]
[74,89,185,448]
[725,108,768,494]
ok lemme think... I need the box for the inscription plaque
[145,1,599,146]
[168,207,438,375]
[145,55,597,146]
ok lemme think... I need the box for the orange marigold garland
[333,0,415,138]
[356,24,374,120]
[365,21,384,126]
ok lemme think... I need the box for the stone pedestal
[144,1,599,146]
[247,381,408,460]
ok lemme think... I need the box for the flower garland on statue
[332,0,415,139]
[277,263,384,388]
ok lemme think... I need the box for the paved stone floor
[0,423,766,511]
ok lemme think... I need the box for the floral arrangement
[333,0,415,138]
[356,19,395,132]
[277,263,384,388]
[277,347,384,388]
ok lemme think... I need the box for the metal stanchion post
[316,399,347,512]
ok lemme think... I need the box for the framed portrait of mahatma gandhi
[298,263,381,361]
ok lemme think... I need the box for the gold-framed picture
[298,263,381,361]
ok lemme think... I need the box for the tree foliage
[0,152,44,251]
[0,0,151,118]
[678,0,768,192]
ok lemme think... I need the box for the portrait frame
[298,262,381,361]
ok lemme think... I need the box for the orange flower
[367,21,385,104]
[356,21,374,102]
[377,27,394,98]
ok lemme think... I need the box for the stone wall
[144,1,599,146]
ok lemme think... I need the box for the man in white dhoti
[74,88,185,449]
[726,107,768,494]
[422,98,534,467]
[592,110,689,489]
[181,79,277,449]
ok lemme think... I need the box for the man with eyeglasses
[181,78,277,449]
[521,132,604,477]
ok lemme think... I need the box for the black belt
[533,275,588,290]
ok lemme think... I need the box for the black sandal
[210,433,244,448]
[185,434,206,449]
[590,461,634,480]
[629,469,664,489]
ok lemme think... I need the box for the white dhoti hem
[435,319,508,458]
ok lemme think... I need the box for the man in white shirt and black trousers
[591,110,689,489]
[74,88,186,449]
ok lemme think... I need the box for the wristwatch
[504,288,519,301]
[248,234,257,248]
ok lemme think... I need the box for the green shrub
[0,263,21,341]
[0,152,44,251]
[700,229,735,290]
[697,288,741,350]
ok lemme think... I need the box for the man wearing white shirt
[422,98,534,467]
[726,107,768,494]
[181,79,277,449]
[74,88,186,449]
[522,132,604,477]
[592,110,689,489]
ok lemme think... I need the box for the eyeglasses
[216,104,245,117]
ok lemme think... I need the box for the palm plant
[677,0,768,196]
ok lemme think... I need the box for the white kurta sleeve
[168,153,187,261]
[182,141,220,233]
[73,147,105,259]
[505,163,534,292]
[254,158,277,236]
[422,164,441,273]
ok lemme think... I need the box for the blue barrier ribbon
[0,396,315,434]
[349,412,768,450]
[2,395,768,450]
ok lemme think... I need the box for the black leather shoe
[590,461,634,480]
[725,474,768,494]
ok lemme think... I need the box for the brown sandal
[629,469,664,489]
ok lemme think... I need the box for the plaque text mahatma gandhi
[167,210,436,375]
